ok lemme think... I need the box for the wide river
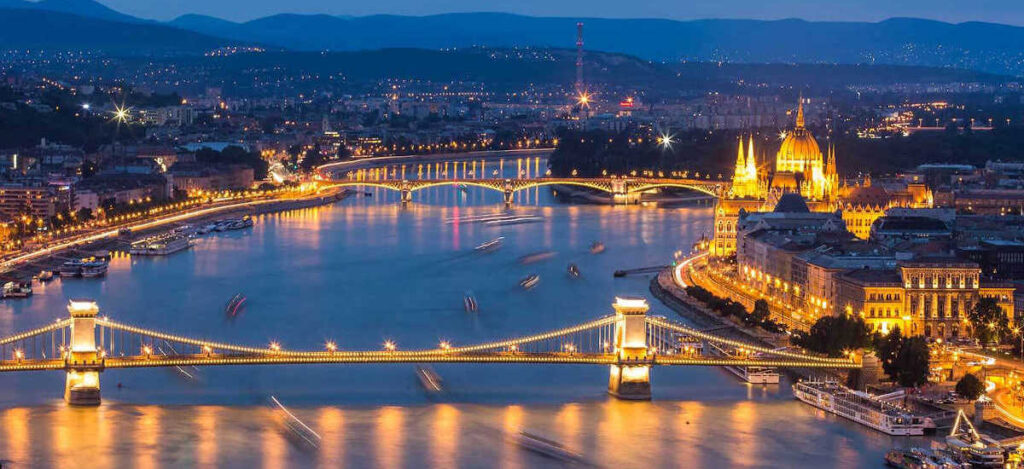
[0,162,923,468]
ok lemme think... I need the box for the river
[0,161,923,468]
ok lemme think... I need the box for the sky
[99,0,1024,25]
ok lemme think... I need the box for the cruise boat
[463,292,478,312]
[474,237,504,253]
[416,365,444,393]
[589,241,606,254]
[197,224,217,235]
[945,410,1005,467]
[80,259,108,278]
[707,342,780,384]
[36,270,54,282]
[2,281,32,298]
[884,448,963,469]
[519,274,540,290]
[58,260,84,277]
[217,216,254,231]
[130,234,192,256]
[518,251,556,264]
[512,432,586,463]
[793,380,933,436]
[567,263,580,278]
[484,215,542,226]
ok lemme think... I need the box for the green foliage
[968,297,1009,345]
[956,373,986,401]
[549,128,735,179]
[751,300,771,324]
[876,326,904,378]
[893,337,930,388]
[793,314,873,357]
[195,146,269,180]
[684,286,787,333]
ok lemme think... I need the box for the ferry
[567,263,580,278]
[225,293,247,319]
[58,260,84,277]
[519,274,540,290]
[215,216,254,232]
[792,380,933,436]
[269,396,321,450]
[2,281,32,298]
[512,432,586,463]
[80,259,108,278]
[945,410,1004,467]
[463,292,478,312]
[589,241,606,254]
[36,270,54,282]
[130,234,192,256]
[707,341,780,384]
[415,365,444,393]
[474,237,504,253]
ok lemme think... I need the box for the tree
[893,337,930,388]
[968,297,1009,345]
[794,314,873,357]
[877,326,904,378]
[750,300,771,324]
[955,373,986,401]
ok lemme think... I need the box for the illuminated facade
[771,99,837,203]
[836,260,1015,338]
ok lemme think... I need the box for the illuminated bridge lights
[320,177,724,199]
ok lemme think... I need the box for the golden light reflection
[501,405,525,469]
[3,407,30,464]
[376,406,405,469]
[318,407,344,467]
[675,402,704,467]
[261,409,287,469]
[135,405,162,469]
[195,406,219,469]
[554,403,582,456]
[430,404,460,467]
[729,400,758,466]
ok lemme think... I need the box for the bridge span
[0,297,856,405]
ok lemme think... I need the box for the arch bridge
[324,177,727,205]
[0,297,856,405]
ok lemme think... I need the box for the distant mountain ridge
[2,0,1024,75]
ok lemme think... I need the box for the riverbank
[0,188,350,283]
[551,184,716,206]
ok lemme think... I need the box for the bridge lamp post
[142,346,152,359]
[14,349,23,363]
[325,341,337,353]
[564,344,576,355]
[269,342,281,353]
[383,340,396,352]
[439,341,451,352]
[508,344,518,354]
[203,345,213,356]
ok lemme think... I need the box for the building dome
[773,193,811,213]
[776,127,822,172]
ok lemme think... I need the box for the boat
[197,223,217,235]
[463,292,478,312]
[512,431,586,463]
[474,237,504,253]
[518,251,556,264]
[58,260,83,278]
[519,274,540,290]
[80,259,108,278]
[885,448,950,469]
[457,184,469,193]
[36,270,54,282]
[269,396,321,450]
[589,241,606,254]
[793,380,933,436]
[2,281,32,298]
[567,263,580,278]
[225,293,247,319]
[945,410,1005,468]
[416,365,444,393]
[129,234,192,256]
[707,341,780,384]
[484,215,543,226]
[217,216,254,231]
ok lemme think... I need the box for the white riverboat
[944,410,1005,468]
[707,341,780,384]
[793,380,933,436]
[130,234,193,256]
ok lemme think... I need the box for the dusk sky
[98,0,1024,25]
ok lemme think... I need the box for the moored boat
[2,281,32,298]
[130,234,193,256]
[36,270,54,282]
[945,410,1004,468]
[793,380,933,436]
[706,341,779,384]
[58,260,83,278]
[80,259,108,278]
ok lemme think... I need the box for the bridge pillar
[610,179,639,205]
[64,299,102,406]
[503,179,514,206]
[400,180,412,205]
[608,296,651,400]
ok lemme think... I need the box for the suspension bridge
[0,297,857,405]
